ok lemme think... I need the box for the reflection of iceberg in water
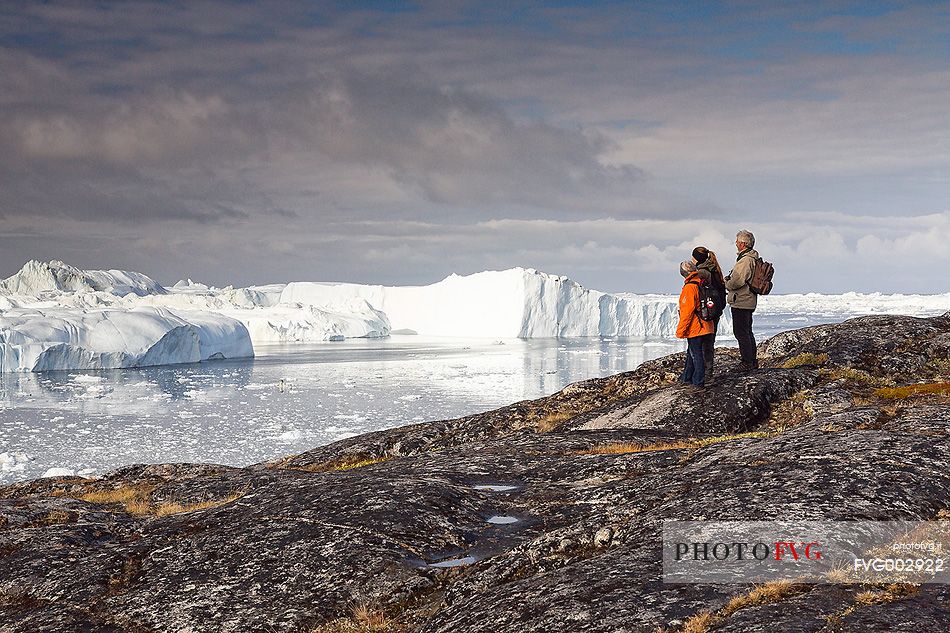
[519,337,683,397]
[0,361,255,418]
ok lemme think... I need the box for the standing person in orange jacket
[676,261,715,388]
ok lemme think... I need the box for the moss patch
[783,353,829,369]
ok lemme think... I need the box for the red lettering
[774,541,800,561]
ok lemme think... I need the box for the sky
[1,0,948,293]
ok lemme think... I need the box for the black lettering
[713,543,730,560]
[733,542,748,560]
[693,542,710,560]
[675,543,689,561]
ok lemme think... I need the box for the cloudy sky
[1,1,948,293]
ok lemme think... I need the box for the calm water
[0,313,826,482]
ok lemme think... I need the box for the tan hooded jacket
[725,248,759,310]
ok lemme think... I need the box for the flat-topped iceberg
[279,268,686,338]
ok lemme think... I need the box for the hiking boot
[737,362,755,372]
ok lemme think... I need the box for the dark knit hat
[692,247,709,264]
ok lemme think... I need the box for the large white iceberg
[279,268,687,338]
[0,260,947,373]
[0,306,253,373]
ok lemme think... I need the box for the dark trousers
[681,334,711,386]
[731,307,757,367]
[703,318,719,379]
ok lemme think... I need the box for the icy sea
[0,312,910,482]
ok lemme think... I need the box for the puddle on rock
[486,515,519,525]
[428,555,477,568]
[471,484,519,492]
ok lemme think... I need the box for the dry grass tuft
[825,566,854,583]
[782,353,829,369]
[79,485,155,515]
[720,580,803,617]
[79,485,246,516]
[578,432,770,456]
[295,454,391,473]
[535,410,577,432]
[826,584,919,626]
[875,382,950,400]
[311,602,408,633]
[679,611,716,633]
[152,490,247,517]
[675,581,808,632]
[33,510,73,527]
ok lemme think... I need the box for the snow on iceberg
[1,259,165,297]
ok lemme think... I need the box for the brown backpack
[749,257,774,295]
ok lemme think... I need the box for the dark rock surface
[1,311,949,632]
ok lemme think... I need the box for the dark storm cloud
[0,1,659,229]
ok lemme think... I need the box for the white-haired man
[725,229,759,370]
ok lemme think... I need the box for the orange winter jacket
[676,272,716,339]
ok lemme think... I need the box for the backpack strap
[684,281,704,316]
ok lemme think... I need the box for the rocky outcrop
[1,312,949,632]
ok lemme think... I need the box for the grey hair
[680,260,696,278]
[736,229,755,247]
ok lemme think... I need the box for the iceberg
[0,306,253,372]
[279,268,689,338]
[1,259,165,297]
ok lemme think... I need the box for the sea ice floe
[0,451,32,472]
[42,467,75,478]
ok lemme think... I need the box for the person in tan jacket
[724,229,759,369]
[676,261,715,388]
